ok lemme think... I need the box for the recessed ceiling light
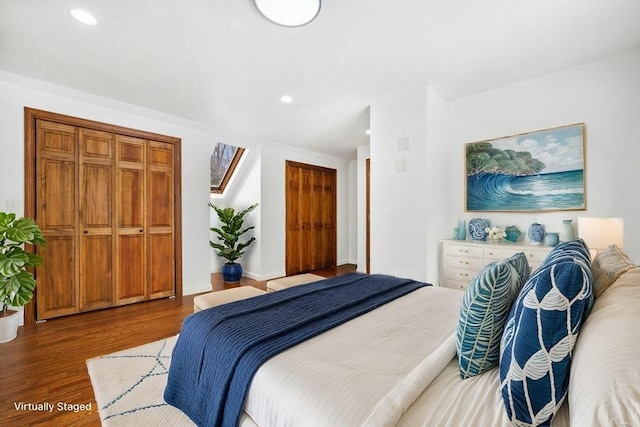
[70,9,97,26]
[281,95,293,103]
[253,0,321,28]
[365,129,371,135]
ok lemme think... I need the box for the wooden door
[78,128,115,311]
[147,141,175,299]
[35,120,78,320]
[116,135,147,304]
[285,161,337,276]
[26,108,183,325]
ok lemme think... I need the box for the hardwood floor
[0,264,356,426]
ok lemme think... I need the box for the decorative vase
[222,262,243,283]
[560,219,576,242]
[457,220,466,241]
[505,225,521,243]
[528,223,545,245]
[469,218,490,241]
[544,232,560,247]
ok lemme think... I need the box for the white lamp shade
[578,217,624,251]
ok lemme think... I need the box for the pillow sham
[591,244,636,297]
[457,252,530,379]
[499,244,592,426]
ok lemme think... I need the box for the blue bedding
[164,273,428,427]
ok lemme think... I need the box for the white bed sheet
[397,357,569,427]
[244,285,464,427]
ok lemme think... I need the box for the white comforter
[243,285,464,427]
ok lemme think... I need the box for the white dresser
[441,239,553,291]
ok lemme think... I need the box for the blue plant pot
[469,218,490,241]
[222,263,243,283]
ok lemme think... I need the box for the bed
[165,240,639,427]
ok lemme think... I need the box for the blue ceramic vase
[469,218,490,241]
[528,223,545,245]
[505,225,521,243]
[544,232,560,246]
[457,220,466,240]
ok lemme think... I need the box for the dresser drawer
[446,267,479,282]
[445,255,484,270]
[483,247,503,260]
[503,248,548,263]
[443,279,469,291]
[444,244,484,258]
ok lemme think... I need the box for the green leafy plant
[209,203,257,264]
[0,212,45,315]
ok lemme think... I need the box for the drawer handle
[459,272,469,277]
[529,253,534,257]
[459,260,469,265]
[458,249,469,253]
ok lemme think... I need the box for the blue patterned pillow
[499,248,592,426]
[457,252,530,379]
[541,238,591,268]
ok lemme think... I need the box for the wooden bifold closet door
[24,108,182,323]
[285,161,337,276]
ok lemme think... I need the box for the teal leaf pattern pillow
[499,242,592,426]
[457,252,530,379]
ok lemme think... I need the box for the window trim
[210,146,245,194]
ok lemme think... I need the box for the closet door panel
[118,234,146,303]
[36,236,77,319]
[116,135,147,304]
[35,120,78,320]
[149,232,174,298]
[38,158,75,229]
[80,235,114,310]
[147,141,175,297]
[79,128,114,311]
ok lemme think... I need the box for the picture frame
[465,123,586,212]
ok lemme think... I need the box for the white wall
[449,50,640,264]
[369,87,431,282]
[368,86,449,284]
[0,72,213,296]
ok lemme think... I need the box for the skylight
[210,142,245,194]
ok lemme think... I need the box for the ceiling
[1,1,639,159]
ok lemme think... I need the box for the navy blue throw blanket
[164,273,428,427]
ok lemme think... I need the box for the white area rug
[86,336,195,426]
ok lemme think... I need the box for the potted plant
[0,212,45,343]
[209,203,258,283]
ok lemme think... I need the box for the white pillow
[569,266,640,427]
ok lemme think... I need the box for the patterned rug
[86,336,194,426]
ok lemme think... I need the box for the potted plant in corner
[0,212,45,343]
[209,203,258,283]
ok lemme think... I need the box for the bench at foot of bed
[193,286,266,312]
[266,273,325,292]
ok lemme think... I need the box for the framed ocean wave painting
[465,123,586,212]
